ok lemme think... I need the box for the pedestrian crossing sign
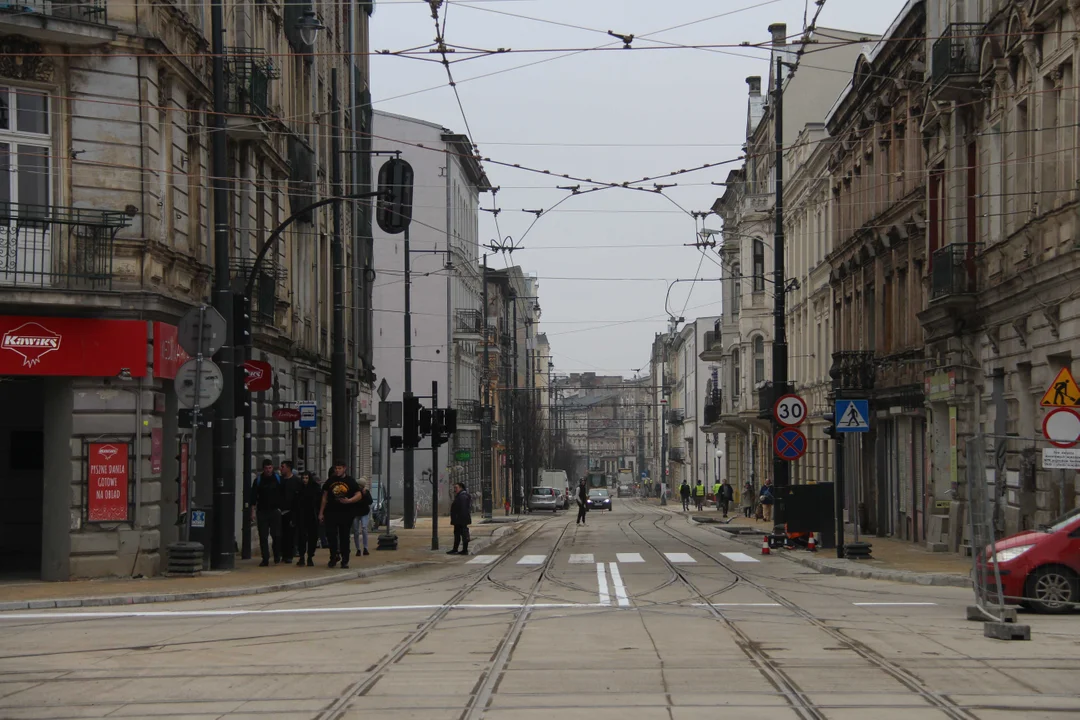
[1041,367,1080,408]
[835,400,870,433]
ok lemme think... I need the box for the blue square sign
[836,400,870,433]
[298,402,317,429]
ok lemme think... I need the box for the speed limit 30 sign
[774,394,807,427]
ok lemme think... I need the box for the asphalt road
[1,500,1078,719]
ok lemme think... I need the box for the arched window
[754,336,765,385]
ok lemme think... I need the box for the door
[0,377,45,574]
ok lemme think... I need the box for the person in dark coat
[448,482,472,555]
[278,460,301,563]
[575,479,589,525]
[294,470,322,566]
[679,481,692,511]
[319,459,363,569]
[251,459,282,566]
[718,479,734,518]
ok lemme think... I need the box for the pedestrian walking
[351,478,373,557]
[575,478,589,525]
[251,459,283,566]
[319,459,363,569]
[712,480,722,511]
[693,480,705,512]
[759,478,774,523]
[719,479,734,518]
[448,482,472,555]
[742,481,754,518]
[679,481,691,511]
[278,460,300,563]
[295,470,322,566]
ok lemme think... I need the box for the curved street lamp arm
[244,191,385,298]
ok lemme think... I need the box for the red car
[985,507,1080,613]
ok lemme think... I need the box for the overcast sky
[370,0,906,378]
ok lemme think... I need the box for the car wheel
[1025,565,1079,614]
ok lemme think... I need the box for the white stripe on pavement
[596,562,610,606]
[616,553,644,563]
[568,554,594,564]
[0,603,614,620]
[719,552,760,563]
[853,602,938,606]
[664,552,696,564]
[517,555,546,565]
[691,603,783,608]
[608,562,630,607]
[466,555,499,565]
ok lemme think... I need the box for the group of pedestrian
[250,458,373,569]
[676,478,763,520]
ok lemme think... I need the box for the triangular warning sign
[1041,367,1080,408]
[839,402,867,428]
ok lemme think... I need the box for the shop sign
[0,316,148,377]
[88,443,130,522]
[153,322,191,380]
[926,371,956,402]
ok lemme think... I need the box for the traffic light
[390,435,403,451]
[823,412,837,440]
[419,407,433,436]
[443,408,458,435]
[376,158,414,235]
[403,394,421,448]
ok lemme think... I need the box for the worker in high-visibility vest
[693,480,705,511]
[713,481,722,511]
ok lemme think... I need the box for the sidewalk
[0,516,524,611]
[651,499,972,588]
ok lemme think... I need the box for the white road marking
[596,562,611,606]
[852,602,938,607]
[568,554,594,564]
[0,603,615,620]
[608,562,631,607]
[517,555,546,565]
[616,553,644,563]
[691,602,783,608]
[664,552,696,564]
[466,555,499,565]
[719,552,760,563]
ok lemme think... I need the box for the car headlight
[992,545,1034,563]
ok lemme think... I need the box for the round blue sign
[774,427,807,461]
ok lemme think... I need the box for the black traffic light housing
[376,158,414,235]
[823,412,837,440]
[403,395,421,448]
[419,407,433,436]
[390,435,403,451]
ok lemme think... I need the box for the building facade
[0,0,372,578]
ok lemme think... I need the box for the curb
[0,523,527,612]
[708,524,972,589]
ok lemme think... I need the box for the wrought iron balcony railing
[454,399,482,425]
[0,0,109,25]
[931,24,983,98]
[931,242,983,300]
[454,309,482,336]
[0,202,130,290]
[225,48,279,118]
[667,408,685,425]
[669,447,685,462]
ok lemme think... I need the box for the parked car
[983,507,1080,613]
[587,488,612,512]
[528,487,559,513]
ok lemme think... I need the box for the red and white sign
[243,360,273,392]
[88,442,130,522]
[0,316,148,377]
[153,322,191,380]
[1043,407,1080,449]
[179,442,189,515]
[773,394,807,427]
[150,427,162,474]
[272,407,302,422]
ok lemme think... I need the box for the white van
[538,469,569,509]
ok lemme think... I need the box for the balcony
[703,393,722,426]
[667,408,685,425]
[930,23,983,102]
[929,242,983,322]
[454,309,482,340]
[224,48,280,140]
[669,447,685,462]
[454,399,482,426]
[0,203,130,290]
[0,0,117,45]
[830,351,877,394]
[232,260,287,325]
[699,328,723,362]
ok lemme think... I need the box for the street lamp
[297,10,325,47]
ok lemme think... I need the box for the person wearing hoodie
[278,460,301,563]
[251,459,282,566]
[319,459,363,569]
[448,482,472,555]
[294,470,323,567]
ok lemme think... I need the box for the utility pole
[403,221,415,529]
[431,380,439,550]
[480,254,492,518]
[771,53,791,532]
[511,298,520,513]
[330,69,347,460]
[210,0,235,570]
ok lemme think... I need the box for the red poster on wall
[150,427,162,474]
[179,442,189,515]
[88,443,130,522]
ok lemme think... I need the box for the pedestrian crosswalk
[460,550,761,566]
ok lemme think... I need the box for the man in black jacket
[576,479,589,525]
[319,459,363,569]
[679,481,691,511]
[251,459,282,566]
[448,482,471,555]
[278,460,301,563]
[295,470,322,567]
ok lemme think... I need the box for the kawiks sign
[0,316,149,377]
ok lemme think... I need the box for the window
[752,239,765,292]
[732,351,740,400]
[731,264,741,314]
[0,87,51,215]
[753,336,765,385]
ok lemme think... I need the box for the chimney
[769,22,787,46]
[746,76,761,96]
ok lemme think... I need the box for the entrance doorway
[0,377,44,574]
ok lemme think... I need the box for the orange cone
[761,535,771,555]
[807,535,817,552]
